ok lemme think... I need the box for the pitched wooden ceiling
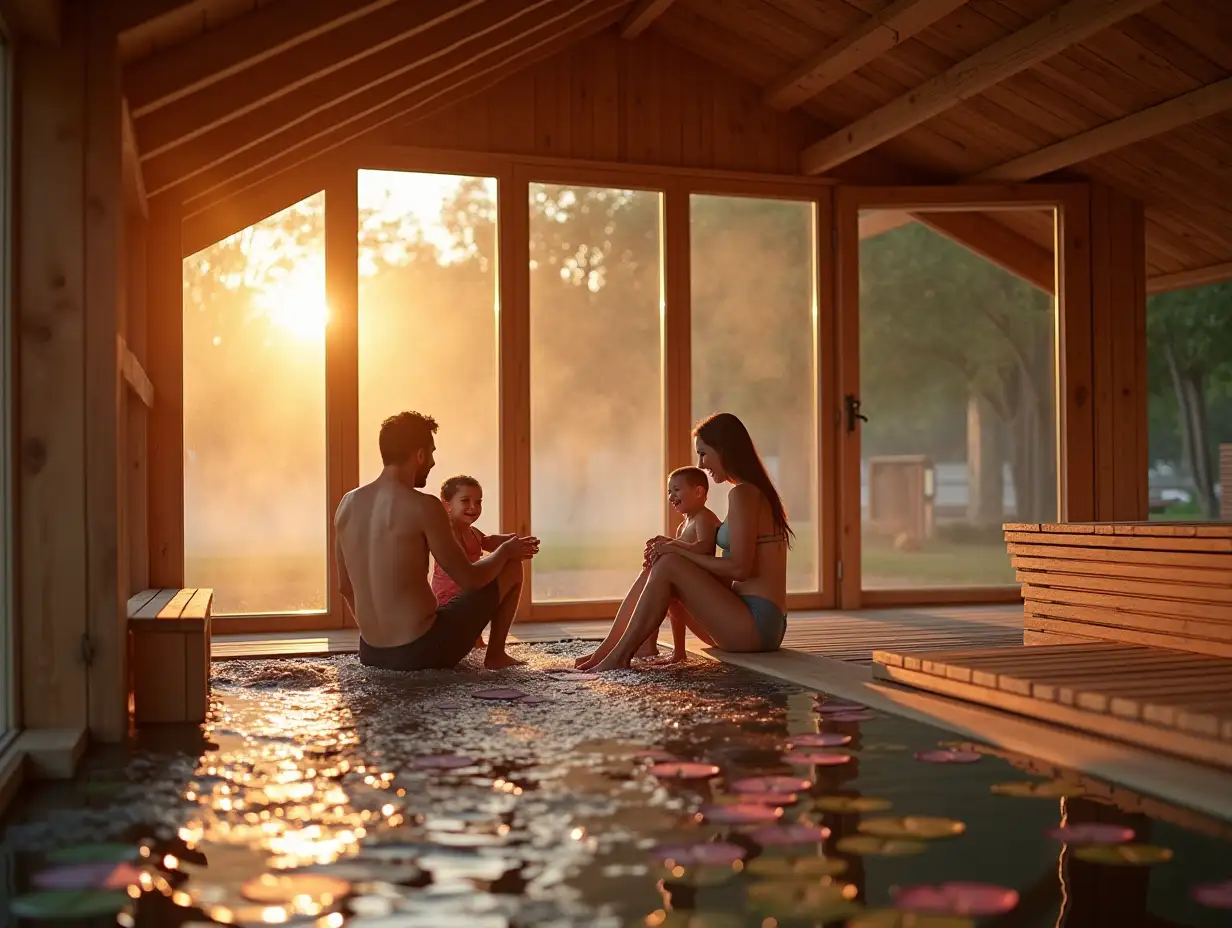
[115,0,1232,292]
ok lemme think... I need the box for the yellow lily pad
[1072,843,1174,866]
[848,911,976,927]
[991,780,1086,799]
[858,816,966,840]
[746,880,862,920]
[835,835,928,857]
[745,856,848,878]
[813,796,893,814]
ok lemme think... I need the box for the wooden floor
[873,642,1232,768]
[210,605,1025,662]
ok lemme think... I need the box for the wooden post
[126,211,150,595]
[662,184,691,532]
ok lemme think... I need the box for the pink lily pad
[410,754,476,770]
[750,824,831,846]
[915,750,982,764]
[519,695,553,705]
[33,862,142,891]
[734,792,799,806]
[789,733,852,748]
[472,688,527,701]
[824,711,877,723]
[1193,879,1232,909]
[730,776,812,794]
[699,803,784,825]
[648,761,722,780]
[815,702,865,715]
[1046,824,1135,845]
[895,882,1019,916]
[783,751,852,767]
[650,842,748,866]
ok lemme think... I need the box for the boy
[576,466,720,669]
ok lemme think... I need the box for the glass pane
[529,183,664,602]
[690,194,819,593]
[1146,283,1231,520]
[858,209,1058,589]
[183,193,329,615]
[358,170,500,530]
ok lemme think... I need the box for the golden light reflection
[256,261,328,341]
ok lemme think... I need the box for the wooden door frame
[834,183,1091,610]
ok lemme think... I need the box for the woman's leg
[590,555,761,671]
[576,567,650,669]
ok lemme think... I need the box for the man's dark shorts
[359,581,500,671]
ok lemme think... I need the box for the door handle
[845,394,868,434]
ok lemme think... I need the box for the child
[576,467,721,669]
[432,475,515,649]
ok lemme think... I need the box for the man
[334,410,539,671]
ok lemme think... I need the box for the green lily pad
[1072,843,1174,866]
[991,779,1086,799]
[813,796,893,814]
[10,890,130,920]
[746,880,862,920]
[858,816,965,840]
[836,835,928,857]
[46,844,139,865]
[745,855,848,878]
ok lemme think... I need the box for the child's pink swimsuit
[431,526,484,606]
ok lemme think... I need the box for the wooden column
[662,185,691,532]
[125,210,151,596]
[1057,189,1095,522]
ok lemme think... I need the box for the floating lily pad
[648,761,721,780]
[650,842,748,867]
[813,796,893,814]
[32,862,142,891]
[1072,843,1174,866]
[240,873,351,905]
[859,816,966,840]
[783,750,852,766]
[745,856,848,878]
[895,882,1019,917]
[788,732,852,748]
[410,754,477,771]
[915,750,982,764]
[815,702,866,715]
[835,835,928,857]
[1045,824,1134,845]
[471,688,527,701]
[1192,879,1232,909]
[715,791,798,807]
[698,802,783,825]
[730,775,811,794]
[750,824,831,846]
[10,890,130,920]
[519,695,553,705]
[46,844,139,865]
[746,880,862,920]
[991,780,1086,799]
[849,910,976,927]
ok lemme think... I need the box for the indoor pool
[2,641,1231,927]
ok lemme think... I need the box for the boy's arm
[661,512,720,555]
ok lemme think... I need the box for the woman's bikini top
[715,521,786,558]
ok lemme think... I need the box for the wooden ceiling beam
[121,97,148,218]
[114,0,213,37]
[0,0,62,43]
[801,0,1162,175]
[1147,261,1232,295]
[620,0,676,39]
[916,212,1056,293]
[973,76,1232,182]
[764,0,972,111]
[132,0,486,151]
[142,0,567,195]
[859,210,915,239]
[166,0,627,215]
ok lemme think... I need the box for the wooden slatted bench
[1004,521,1232,656]
[128,588,213,725]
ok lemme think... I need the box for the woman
[588,412,791,672]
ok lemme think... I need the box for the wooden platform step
[872,642,1232,769]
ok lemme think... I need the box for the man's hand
[499,535,540,562]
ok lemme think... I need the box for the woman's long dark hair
[694,412,794,547]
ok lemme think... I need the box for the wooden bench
[1004,522,1232,657]
[128,588,213,725]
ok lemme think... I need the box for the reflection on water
[2,643,1230,926]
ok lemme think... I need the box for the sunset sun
[258,263,328,340]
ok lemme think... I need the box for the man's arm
[423,500,514,591]
[479,531,514,553]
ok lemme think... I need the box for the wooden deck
[873,642,1232,769]
[210,605,1025,662]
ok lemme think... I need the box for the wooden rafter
[115,0,215,37]
[620,0,676,39]
[801,0,1162,175]
[143,0,573,196]
[973,76,1232,183]
[171,0,628,215]
[121,98,148,218]
[859,210,914,239]
[124,0,402,117]
[1147,261,1232,294]
[917,212,1055,293]
[764,0,972,111]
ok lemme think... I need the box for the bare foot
[589,652,632,672]
[634,640,659,659]
[484,651,526,670]
[574,651,597,667]
[648,652,688,667]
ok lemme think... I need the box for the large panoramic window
[183,193,329,616]
[1146,283,1231,521]
[858,210,1058,589]
[529,183,664,602]
[690,194,819,593]
[357,170,500,529]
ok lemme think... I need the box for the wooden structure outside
[1,0,1231,754]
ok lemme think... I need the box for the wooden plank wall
[1221,445,1232,521]
[390,30,816,175]
[14,0,127,738]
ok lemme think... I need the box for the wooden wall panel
[126,211,151,596]
[389,30,815,175]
